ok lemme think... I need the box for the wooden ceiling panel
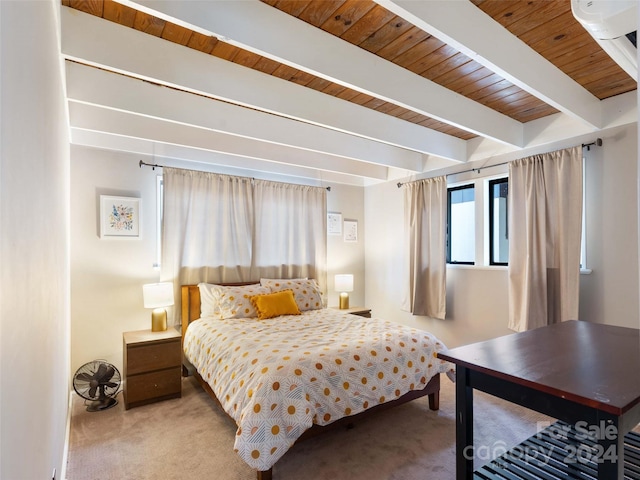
[160,22,192,46]
[65,0,637,148]
[271,0,312,17]
[499,2,567,37]
[376,26,431,60]
[474,0,636,99]
[320,0,375,37]
[252,56,282,76]
[102,0,136,27]
[231,49,262,70]
[339,4,396,44]
[132,11,165,36]
[392,35,444,69]
[298,0,346,27]
[210,41,241,62]
[68,0,103,16]
[186,31,219,54]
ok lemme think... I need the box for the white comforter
[183,308,455,471]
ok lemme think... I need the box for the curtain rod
[397,139,602,188]
[139,160,331,191]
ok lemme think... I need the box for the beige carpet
[66,375,552,480]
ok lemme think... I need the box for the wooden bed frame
[180,284,442,480]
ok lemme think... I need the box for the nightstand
[123,328,182,410]
[331,306,372,318]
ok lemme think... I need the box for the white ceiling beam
[123,0,523,147]
[68,102,390,180]
[71,129,366,186]
[467,90,636,162]
[61,6,466,163]
[379,0,603,130]
[65,61,424,172]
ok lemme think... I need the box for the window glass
[447,184,475,264]
[489,178,509,265]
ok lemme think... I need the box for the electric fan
[73,360,121,412]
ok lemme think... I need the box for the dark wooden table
[438,320,640,479]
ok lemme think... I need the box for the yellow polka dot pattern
[184,308,455,472]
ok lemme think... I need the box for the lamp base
[339,292,350,309]
[151,308,167,332]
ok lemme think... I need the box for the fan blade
[94,363,107,380]
[97,366,115,384]
[76,372,94,383]
[88,385,98,398]
[104,381,118,389]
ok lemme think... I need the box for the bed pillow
[250,289,301,320]
[260,278,324,311]
[198,283,269,319]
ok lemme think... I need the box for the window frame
[446,183,476,265]
[488,177,509,266]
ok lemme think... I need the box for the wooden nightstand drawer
[123,328,182,410]
[125,367,182,408]
[126,342,181,375]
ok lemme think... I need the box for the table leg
[456,365,474,480]
[595,417,624,479]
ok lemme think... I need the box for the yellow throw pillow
[250,289,301,320]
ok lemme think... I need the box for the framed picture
[328,212,342,236]
[100,195,141,238]
[344,219,358,242]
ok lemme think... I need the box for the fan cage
[73,360,121,412]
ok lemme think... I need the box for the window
[445,164,586,269]
[489,178,509,265]
[447,184,475,264]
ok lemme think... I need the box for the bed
[180,280,455,480]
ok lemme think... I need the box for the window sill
[446,264,593,275]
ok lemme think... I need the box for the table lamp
[335,274,354,309]
[143,282,174,332]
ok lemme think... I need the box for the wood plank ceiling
[61,0,637,184]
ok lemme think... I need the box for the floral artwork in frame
[100,195,141,238]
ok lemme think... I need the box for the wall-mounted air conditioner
[571,0,637,80]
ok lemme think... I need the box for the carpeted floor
[66,374,553,480]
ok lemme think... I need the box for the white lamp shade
[334,274,354,292]
[143,282,175,309]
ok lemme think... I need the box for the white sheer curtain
[161,168,327,322]
[508,146,582,332]
[253,179,327,293]
[161,168,254,287]
[402,176,447,319]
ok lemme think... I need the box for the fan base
[86,397,118,412]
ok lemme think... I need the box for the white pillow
[260,278,324,311]
[198,283,269,319]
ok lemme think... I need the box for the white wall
[326,184,365,309]
[0,1,70,479]
[365,123,639,349]
[71,147,160,376]
[70,148,366,376]
[579,124,639,329]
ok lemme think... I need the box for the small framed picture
[344,219,358,242]
[100,195,141,238]
[328,212,342,236]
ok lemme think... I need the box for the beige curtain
[402,176,447,319]
[252,179,327,294]
[508,146,582,332]
[161,168,254,290]
[160,168,327,323]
